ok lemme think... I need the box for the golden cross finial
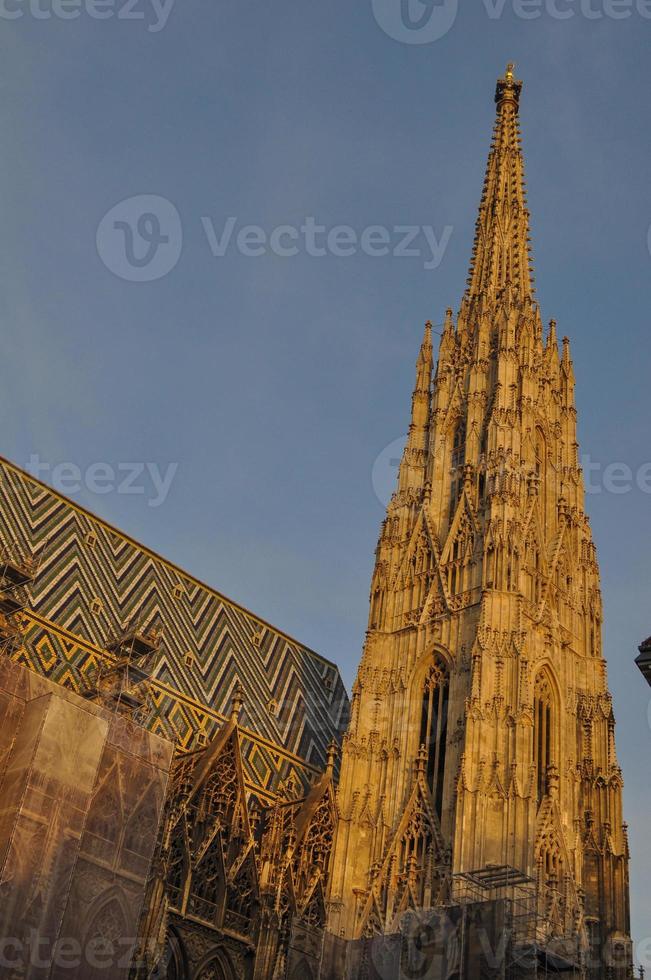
[506,62,515,81]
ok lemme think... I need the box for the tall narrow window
[419,662,449,819]
[534,547,541,603]
[449,536,462,594]
[449,422,466,523]
[452,420,466,469]
[535,428,547,518]
[533,671,555,803]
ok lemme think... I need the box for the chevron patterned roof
[0,457,349,798]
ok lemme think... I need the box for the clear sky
[3,0,650,957]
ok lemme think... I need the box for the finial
[326,738,338,774]
[495,62,522,109]
[416,743,428,775]
[230,684,244,722]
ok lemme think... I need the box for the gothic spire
[397,320,433,494]
[464,64,534,311]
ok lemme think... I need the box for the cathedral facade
[0,66,633,980]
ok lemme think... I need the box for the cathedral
[0,66,633,979]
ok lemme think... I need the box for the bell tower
[326,66,631,976]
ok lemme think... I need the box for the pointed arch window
[163,929,187,980]
[449,537,462,595]
[448,522,474,595]
[452,420,466,469]
[419,661,449,819]
[189,840,223,922]
[537,830,565,901]
[533,671,555,803]
[196,958,233,980]
[83,898,130,979]
[449,421,466,523]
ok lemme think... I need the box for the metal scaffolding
[81,618,162,719]
[452,864,582,979]
[0,541,39,656]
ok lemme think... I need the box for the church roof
[0,454,349,798]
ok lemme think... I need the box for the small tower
[325,66,631,978]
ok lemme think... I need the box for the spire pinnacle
[230,684,244,722]
[465,65,533,310]
[326,739,338,774]
[495,62,522,110]
[397,321,433,494]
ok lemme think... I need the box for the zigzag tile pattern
[0,460,349,795]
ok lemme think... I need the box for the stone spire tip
[495,62,522,109]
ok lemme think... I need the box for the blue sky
[3,0,651,954]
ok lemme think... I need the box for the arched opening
[195,952,235,980]
[419,660,449,819]
[537,829,567,922]
[82,894,130,979]
[289,959,315,980]
[533,670,556,803]
[159,928,187,980]
[448,523,472,595]
[452,419,466,469]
